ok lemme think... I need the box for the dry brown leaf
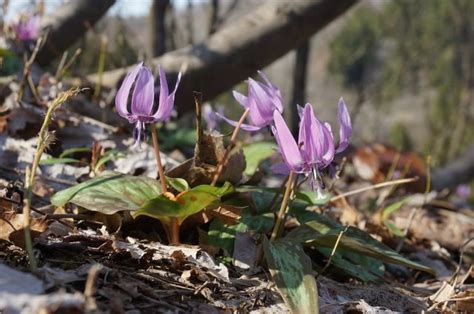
[0,211,50,248]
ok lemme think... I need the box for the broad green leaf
[51,171,162,214]
[263,237,319,313]
[208,208,274,254]
[60,147,91,158]
[295,190,332,206]
[316,248,382,283]
[40,157,81,165]
[286,220,435,275]
[208,219,247,253]
[242,142,276,176]
[190,182,234,197]
[132,182,235,222]
[166,177,189,192]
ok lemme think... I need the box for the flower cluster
[115,62,181,147]
[13,14,40,42]
[217,71,283,131]
[272,99,352,196]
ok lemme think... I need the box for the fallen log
[89,0,358,113]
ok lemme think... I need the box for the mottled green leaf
[132,182,234,222]
[50,171,162,214]
[263,237,319,313]
[242,142,276,176]
[286,220,435,275]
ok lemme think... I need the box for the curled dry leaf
[0,211,50,248]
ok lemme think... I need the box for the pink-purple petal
[272,110,303,172]
[336,97,352,153]
[115,62,143,118]
[131,67,155,116]
[215,112,263,131]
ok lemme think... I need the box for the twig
[270,171,295,241]
[330,177,419,202]
[316,225,349,278]
[84,264,103,297]
[211,108,250,186]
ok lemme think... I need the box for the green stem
[150,125,168,193]
[270,171,296,241]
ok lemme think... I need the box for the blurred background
[2,0,473,182]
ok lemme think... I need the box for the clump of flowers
[12,13,40,42]
[217,71,283,131]
[272,98,352,197]
[115,62,182,147]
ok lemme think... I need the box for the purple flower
[272,98,352,195]
[216,71,283,131]
[14,14,40,41]
[456,184,471,200]
[202,104,224,131]
[115,62,182,147]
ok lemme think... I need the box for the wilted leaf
[263,237,319,313]
[132,182,235,223]
[286,220,435,275]
[50,171,162,214]
[242,142,276,176]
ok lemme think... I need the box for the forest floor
[0,80,473,313]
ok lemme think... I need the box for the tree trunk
[90,0,358,114]
[149,0,170,58]
[289,40,311,136]
[208,0,219,36]
[37,0,115,66]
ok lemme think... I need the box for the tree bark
[37,0,115,66]
[289,40,311,136]
[149,0,170,58]
[90,0,358,114]
[432,145,474,191]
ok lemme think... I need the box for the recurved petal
[232,91,248,108]
[272,110,303,172]
[247,96,271,128]
[215,112,262,131]
[158,66,169,112]
[115,62,142,118]
[336,97,352,153]
[131,66,155,117]
[258,71,283,113]
[249,78,274,116]
[320,122,335,167]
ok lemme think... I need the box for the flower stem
[270,171,296,241]
[211,108,250,186]
[169,218,180,244]
[150,124,167,193]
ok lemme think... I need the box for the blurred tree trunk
[186,0,194,45]
[149,0,170,58]
[90,0,358,114]
[289,40,311,136]
[208,0,219,35]
[37,0,115,66]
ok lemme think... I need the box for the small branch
[330,177,419,202]
[270,171,296,241]
[211,108,250,186]
[316,225,348,278]
[150,124,168,193]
